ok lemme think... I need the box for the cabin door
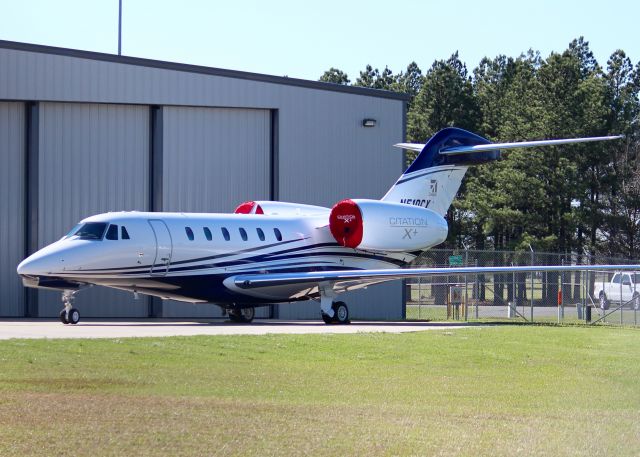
[148,219,173,276]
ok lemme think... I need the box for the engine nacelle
[329,199,448,252]
[235,201,330,216]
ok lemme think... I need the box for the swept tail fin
[383,127,622,216]
[382,128,498,215]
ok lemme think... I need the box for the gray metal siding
[277,96,405,320]
[0,102,25,316]
[162,107,270,213]
[276,284,404,320]
[161,106,271,318]
[37,102,149,317]
[0,45,406,321]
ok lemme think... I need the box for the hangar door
[0,103,25,316]
[37,103,150,317]
[161,107,271,317]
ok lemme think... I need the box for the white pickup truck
[594,272,640,310]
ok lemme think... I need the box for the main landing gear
[59,290,80,325]
[321,301,350,324]
[319,283,350,325]
[228,306,255,323]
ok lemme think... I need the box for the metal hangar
[0,40,408,319]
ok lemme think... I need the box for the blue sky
[1,0,637,81]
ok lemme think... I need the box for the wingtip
[393,143,425,152]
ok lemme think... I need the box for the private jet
[17,127,637,325]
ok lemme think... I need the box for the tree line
[320,38,640,260]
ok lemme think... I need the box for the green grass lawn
[0,326,639,456]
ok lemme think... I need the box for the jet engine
[329,199,448,252]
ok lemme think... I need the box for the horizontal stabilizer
[393,143,425,152]
[439,135,623,155]
[394,135,623,156]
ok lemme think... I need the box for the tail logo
[429,179,438,196]
[337,214,356,224]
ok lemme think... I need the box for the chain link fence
[406,249,640,326]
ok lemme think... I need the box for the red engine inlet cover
[329,199,363,248]
[234,201,264,214]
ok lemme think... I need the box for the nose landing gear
[59,290,80,325]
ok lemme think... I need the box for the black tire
[333,301,350,324]
[599,292,609,311]
[229,307,255,323]
[67,307,80,325]
[239,307,255,323]
[59,309,69,325]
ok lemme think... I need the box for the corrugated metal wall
[162,107,271,213]
[0,102,25,316]
[160,106,271,317]
[0,43,406,320]
[276,96,405,320]
[37,102,150,317]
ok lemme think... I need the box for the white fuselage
[17,211,425,305]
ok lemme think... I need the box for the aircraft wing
[231,264,639,291]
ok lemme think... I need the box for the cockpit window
[64,224,82,238]
[106,224,119,240]
[121,226,130,240]
[70,222,108,240]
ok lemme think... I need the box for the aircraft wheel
[229,307,255,323]
[321,312,333,324]
[59,309,69,325]
[239,307,255,323]
[333,301,350,324]
[599,292,609,311]
[67,307,80,325]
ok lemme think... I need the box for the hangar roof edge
[0,40,411,102]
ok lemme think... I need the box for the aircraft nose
[17,256,41,276]
[17,252,58,276]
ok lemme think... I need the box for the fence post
[512,263,516,319]
[464,245,469,321]
[583,247,590,322]
[475,258,479,319]
[529,245,534,322]
[620,272,623,325]
[602,273,606,323]
[558,257,564,322]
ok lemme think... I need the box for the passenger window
[121,226,130,240]
[274,228,282,241]
[203,227,212,241]
[256,228,265,241]
[623,275,632,285]
[612,274,620,284]
[221,227,230,241]
[239,228,248,241]
[106,224,118,240]
[185,227,194,241]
